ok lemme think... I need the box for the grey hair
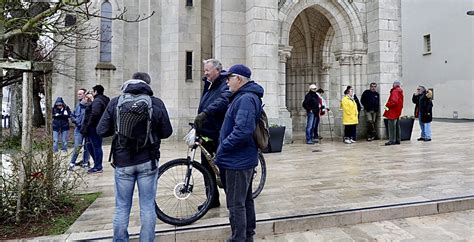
[203,59,223,72]
[234,74,250,83]
[418,85,426,92]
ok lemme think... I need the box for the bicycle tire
[155,158,216,226]
[252,152,266,199]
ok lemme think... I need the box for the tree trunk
[10,83,21,137]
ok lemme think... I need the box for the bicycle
[155,125,267,226]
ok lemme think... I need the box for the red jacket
[383,86,404,119]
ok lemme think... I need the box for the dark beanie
[132,72,151,84]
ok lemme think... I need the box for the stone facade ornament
[337,55,352,65]
[278,45,293,63]
[353,55,363,65]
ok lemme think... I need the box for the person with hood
[412,85,433,141]
[97,72,173,241]
[52,97,71,152]
[215,64,263,242]
[81,85,110,173]
[193,58,231,209]
[340,86,359,144]
[69,88,91,169]
[383,80,404,145]
[302,84,320,144]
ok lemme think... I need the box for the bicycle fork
[182,145,199,193]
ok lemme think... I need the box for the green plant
[269,124,285,128]
[400,115,415,119]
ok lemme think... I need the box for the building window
[186,0,193,7]
[100,1,113,62]
[186,51,193,81]
[423,34,431,55]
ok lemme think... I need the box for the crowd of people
[304,80,434,146]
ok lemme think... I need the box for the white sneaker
[350,139,356,143]
[344,138,352,144]
[68,163,75,171]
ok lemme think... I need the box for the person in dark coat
[215,64,263,242]
[193,59,231,209]
[302,84,320,144]
[412,86,433,141]
[81,85,110,173]
[383,80,404,145]
[97,72,172,241]
[361,82,380,141]
[52,97,71,152]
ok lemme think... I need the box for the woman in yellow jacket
[340,86,359,144]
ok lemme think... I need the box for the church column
[278,45,293,143]
[335,53,352,98]
[353,54,363,95]
[319,63,332,106]
[367,0,402,138]
[245,0,280,122]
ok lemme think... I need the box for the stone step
[154,195,474,241]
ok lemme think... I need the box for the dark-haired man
[361,82,380,141]
[81,84,110,173]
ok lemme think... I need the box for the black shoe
[385,141,394,146]
[198,201,220,210]
[417,137,424,141]
[394,141,400,145]
[424,138,432,142]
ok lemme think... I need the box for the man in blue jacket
[194,59,230,209]
[69,88,90,169]
[216,64,263,241]
[97,72,173,241]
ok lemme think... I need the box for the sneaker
[87,168,103,174]
[306,141,314,144]
[424,138,432,142]
[344,138,352,144]
[68,163,75,171]
[385,141,395,146]
[350,139,356,143]
[367,137,375,141]
[417,137,424,141]
[82,163,90,169]
[312,139,319,143]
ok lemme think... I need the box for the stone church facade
[53,0,402,142]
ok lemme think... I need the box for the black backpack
[114,93,154,150]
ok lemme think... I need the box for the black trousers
[200,140,220,204]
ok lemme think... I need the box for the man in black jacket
[97,72,173,241]
[193,58,230,209]
[302,84,320,144]
[361,82,380,141]
[81,85,110,173]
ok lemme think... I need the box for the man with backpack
[216,64,263,241]
[97,72,173,241]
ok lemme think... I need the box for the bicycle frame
[187,138,223,188]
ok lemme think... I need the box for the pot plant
[384,115,415,141]
[262,124,286,153]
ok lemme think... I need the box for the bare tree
[0,0,155,134]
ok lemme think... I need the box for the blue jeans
[418,112,432,139]
[305,111,317,143]
[221,168,256,242]
[70,127,90,165]
[113,160,159,242]
[86,127,103,170]
[53,129,69,152]
[312,114,320,140]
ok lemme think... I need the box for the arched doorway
[279,0,367,141]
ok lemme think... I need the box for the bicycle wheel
[252,152,266,199]
[155,158,216,226]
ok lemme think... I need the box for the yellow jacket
[340,95,359,125]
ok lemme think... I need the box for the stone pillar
[319,63,332,105]
[245,0,280,121]
[214,0,246,67]
[278,45,293,143]
[353,54,363,95]
[335,53,352,97]
[367,0,402,139]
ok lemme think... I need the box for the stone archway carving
[278,0,367,140]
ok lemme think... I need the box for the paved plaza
[29,120,473,241]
